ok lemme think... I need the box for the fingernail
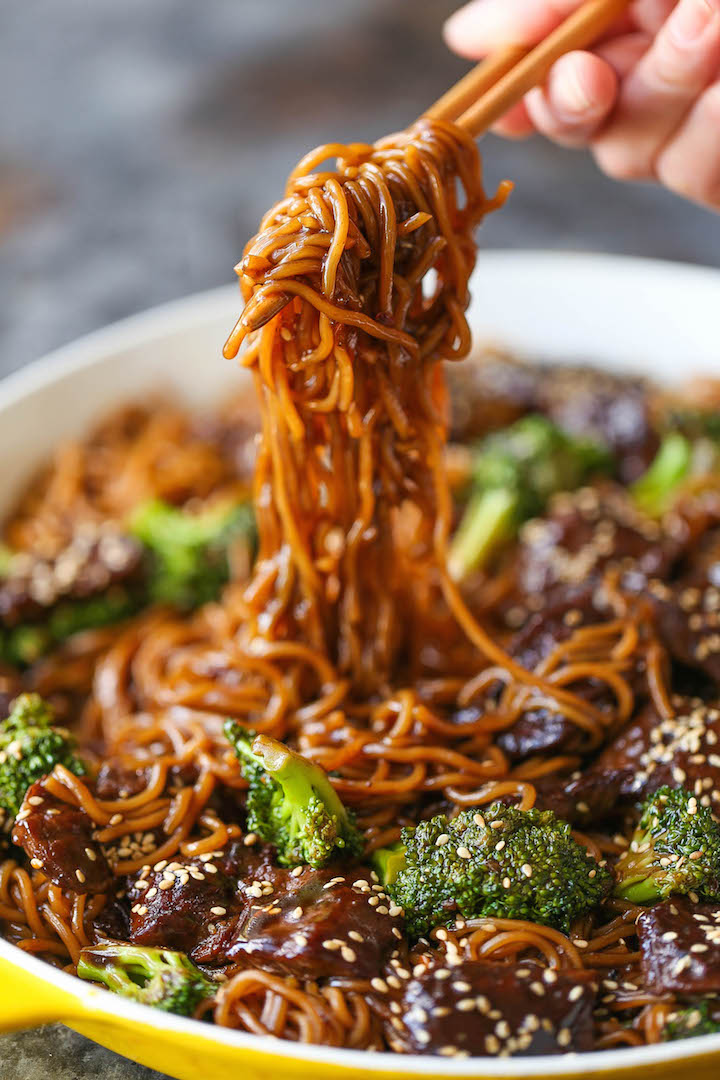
[670,0,717,45]
[559,64,594,114]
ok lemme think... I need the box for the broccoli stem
[371,842,407,887]
[252,735,349,825]
[448,488,518,580]
[632,433,692,517]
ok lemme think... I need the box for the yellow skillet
[2,936,720,1080]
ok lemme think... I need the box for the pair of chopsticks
[426,0,633,136]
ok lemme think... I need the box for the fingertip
[547,51,618,121]
[523,52,618,147]
[443,2,486,58]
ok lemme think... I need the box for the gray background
[0,0,718,1077]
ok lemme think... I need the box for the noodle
[0,115,716,1056]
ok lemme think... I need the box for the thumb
[444,0,586,58]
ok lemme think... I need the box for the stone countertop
[1,1,719,1077]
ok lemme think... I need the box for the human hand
[444,0,720,210]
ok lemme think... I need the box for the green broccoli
[0,586,141,669]
[130,498,255,611]
[631,433,694,518]
[614,786,720,905]
[448,415,613,579]
[0,694,86,821]
[371,841,407,886]
[379,803,612,939]
[663,1001,720,1041]
[77,943,216,1016]
[224,722,363,868]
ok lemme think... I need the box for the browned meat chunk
[448,354,539,442]
[649,575,720,688]
[447,356,656,483]
[12,779,112,893]
[638,898,720,994]
[372,958,597,1057]
[536,366,657,485]
[0,528,144,628]
[498,586,624,761]
[126,840,278,953]
[192,867,404,979]
[517,488,679,600]
[589,697,720,809]
[532,768,631,826]
[532,693,720,823]
[94,760,151,800]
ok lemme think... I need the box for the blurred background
[0,1,718,1076]
[2,0,720,382]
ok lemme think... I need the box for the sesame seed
[521,863,533,878]
[341,946,356,963]
[30,858,44,869]
[27,796,44,807]
[370,978,388,993]
[210,907,227,916]
[75,869,86,884]
[457,846,472,860]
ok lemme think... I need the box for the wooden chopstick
[427,0,632,135]
[426,45,528,123]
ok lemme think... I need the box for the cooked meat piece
[91,898,131,943]
[532,768,631,827]
[536,367,657,485]
[448,353,539,442]
[126,840,278,953]
[192,867,405,979]
[649,574,720,688]
[12,779,112,893]
[533,694,720,823]
[589,697,720,808]
[371,958,597,1057]
[94,761,151,800]
[0,528,144,627]
[517,487,678,599]
[498,586,623,761]
[638,898,720,994]
[447,356,656,483]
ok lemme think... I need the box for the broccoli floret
[77,943,216,1016]
[0,694,86,820]
[663,1000,720,1041]
[130,498,255,611]
[631,433,693,517]
[0,586,141,669]
[614,786,720,905]
[387,803,612,939]
[224,722,363,869]
[449,415,613,578]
